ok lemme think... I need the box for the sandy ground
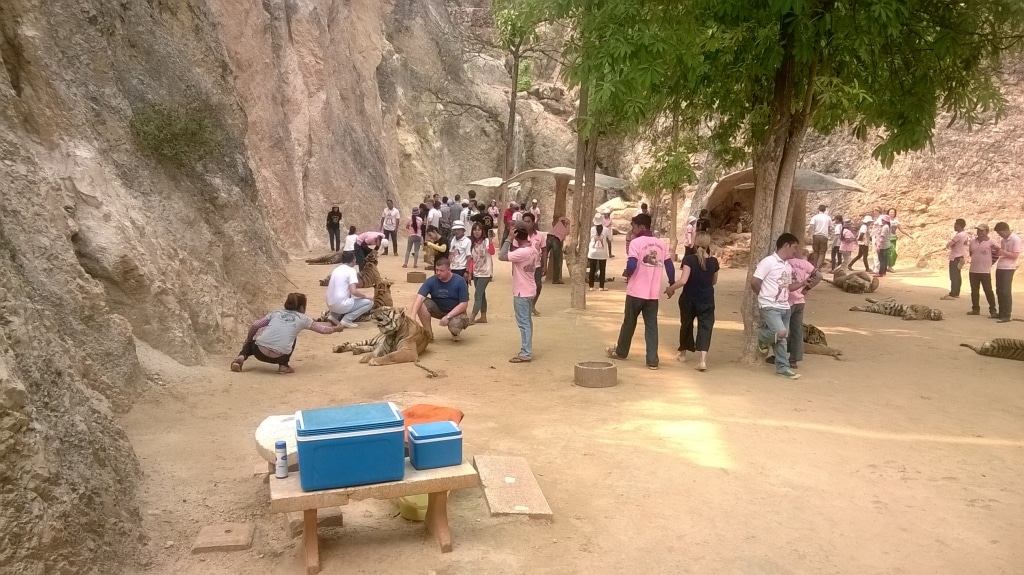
[122,251,1024,575]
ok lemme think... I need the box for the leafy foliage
[517,60,533,92]
[493,0,542,57]
[130,100,226,169]
[637,136,698,195]
[551,0,1024,166]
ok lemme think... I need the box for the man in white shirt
[993,221,1021,323]
[427,201,442,230]
[750,233,809,380]
[325,252,373,328]
[380,200,400,256]
[807,204,832,269]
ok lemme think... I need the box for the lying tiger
[803,323,843,359]
[333,306,431,366]
[850,297,943,321]
[825,269,879,294]
[960,338,1024,361]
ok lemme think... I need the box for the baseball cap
[862,216,873,223]
[452,220,466,231]
[379,239,390,250]
[513,220,530,232]
[976,223,989,232]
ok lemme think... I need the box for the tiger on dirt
[850,297,944,320]
[333,307,431,366]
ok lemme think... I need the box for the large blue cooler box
[295,402,405,491]
[408,421,463,470]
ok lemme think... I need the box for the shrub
[129,100,225,168]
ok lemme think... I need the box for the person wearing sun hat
[447,220,472,280]
[967,223,998,317]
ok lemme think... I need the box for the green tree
[493,0,543,180]
[555,0,1024,359]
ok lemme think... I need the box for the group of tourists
[234,196,1018,377]
[943,219,1019,322]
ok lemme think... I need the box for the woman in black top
[665,231,719,372]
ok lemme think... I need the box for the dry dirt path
[123,253,1024,574]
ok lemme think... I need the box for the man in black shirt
[326,205,343,251]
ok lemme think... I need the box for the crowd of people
[232,197,1019,377]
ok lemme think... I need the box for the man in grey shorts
[410,257,471,341]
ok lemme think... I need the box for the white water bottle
[275,441,288,479]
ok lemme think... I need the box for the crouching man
[410,257,471,341]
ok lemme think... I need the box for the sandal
[277,366,295,374]
[230,358,244,372]
[509,356,532,363]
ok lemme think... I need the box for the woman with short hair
[231,293,343,374]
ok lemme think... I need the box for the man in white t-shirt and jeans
[380,199,400,256]
[751,233,810,380]
[808,204,832,270]
[325,251,373,328]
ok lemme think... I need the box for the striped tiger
[333,306,431,366]
[802,323,843,360]
[850,297,943,321]
[960,338,1024,361]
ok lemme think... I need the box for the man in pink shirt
[967,223,998,317]
[521,212,548,315]
[993,222,1020,323]
[606,213,676,369]
[941,218,969,300]
[498,221,540,363]
[355,230,388,271]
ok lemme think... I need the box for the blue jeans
[329,297,373,323]
[759,306,793,373]
[472,277,491,316]
[614,295,660,367]
[513,296,533,359]
[404,235,422,266]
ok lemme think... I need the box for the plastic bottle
[275,441,288,479]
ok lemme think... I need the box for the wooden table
[269,460,479,574]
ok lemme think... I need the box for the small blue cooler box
[408,421,463,470]
[295,402,405,491]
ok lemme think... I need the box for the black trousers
[948,257,963,297]
[382,229,398,254]
[614,296,660,367]
[678,298,715,353]
[239,340,292,366]
[969,272,997,314]
[995,269,1014,319]
[328,227,341,251]
[848,245,870,270]
[831,246,842,270]
[356,243,372,271]
[588,258,607,288]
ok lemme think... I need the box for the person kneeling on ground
[231,292,344,374]
[410,257,471,341]
[325,251,373,328]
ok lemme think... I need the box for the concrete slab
[286,507,345,538]
[473,455,553,519]
[191,523,254,553]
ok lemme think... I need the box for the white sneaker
[340,320,359,329]
[588,287,595,291]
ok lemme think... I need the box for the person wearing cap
[588,213,611,290]
[355,230,388,271]
[379,199,400,256]
[606,213,676,370]
[411,257,471,342]
[529,199,541,222]
[326,205,343,251]
[499,220,540,363]
[848,215,873,271]
[403,207,424,269]
[873,215,892,276]
[967,223,998,317]
[940,219,969,300]
[683,215,697,257]
[808,204,832,269]
[448,221,472,279]
[993,222,1020,322]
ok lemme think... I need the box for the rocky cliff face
[0,0,576,572]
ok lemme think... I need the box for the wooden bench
[269,460,479,574]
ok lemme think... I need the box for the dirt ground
[122,252,1024,575]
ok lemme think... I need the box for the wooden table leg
[303,509,320,574]
[425,491,452,552]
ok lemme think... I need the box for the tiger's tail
[959,343,981,354]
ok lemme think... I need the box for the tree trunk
[553,175,570,219]
[669,188,679,258]
[568,82,591,310]
[788,190,807,241]
[503,50,521,180]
